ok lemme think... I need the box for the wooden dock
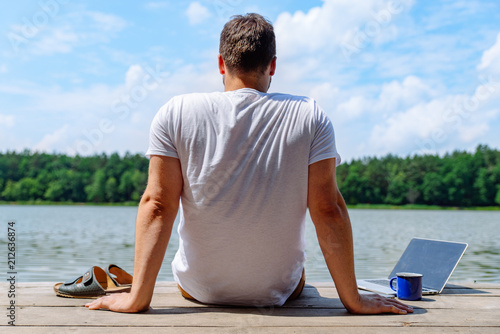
[1,281,499,333]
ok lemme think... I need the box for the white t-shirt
[146,88,340,306]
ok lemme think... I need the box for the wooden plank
[2,282,500,331]
[7,285,500,309]
[1,327,500,334]
[14,292,498,311]
[444,282,500,289]
[8,281,500,289]
[3,284,500,308]
[11,306,500,328]
[4,281,499,290]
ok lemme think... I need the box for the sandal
[106,264,133,287]
[53,266,132,298]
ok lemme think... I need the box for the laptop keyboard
[366,279,433,292]
[367,279,390,286]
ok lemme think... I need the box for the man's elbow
[309,192,349,222]
[140,191,178,219]
[310,201,341,219]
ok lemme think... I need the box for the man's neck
[223,73,270,93]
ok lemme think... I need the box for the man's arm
[86,155,183,312]
[308,158,413,314]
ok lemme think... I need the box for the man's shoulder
[169,90,313,102]
[267,92,313,103]
[162,91,318,113]
[266,92,322,116]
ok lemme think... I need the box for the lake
[1,205,499,283]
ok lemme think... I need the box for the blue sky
[1,0,499,161]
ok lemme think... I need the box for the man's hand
[346,293,414,315]
[85,292,149,313]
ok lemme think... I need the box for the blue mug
[389,272,423,301]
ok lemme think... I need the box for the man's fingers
[85,296,110,310]
[86,300,103,310]
[385,299,414,314]
[393,301,414,313]
[391,305,407,314]
[370,295,414,314]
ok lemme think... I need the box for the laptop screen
[388,238,468,291]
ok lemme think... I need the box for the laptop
[357,238,468,296]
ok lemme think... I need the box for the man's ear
[269,56,277,76]
[218,54,226,75]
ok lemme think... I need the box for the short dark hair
[219,13,276,74]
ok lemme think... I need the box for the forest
[0,145,499,207]
[0,151,148,204]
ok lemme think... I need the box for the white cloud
[86,11,128,33]
[478,32,500,74]
[270,0,498,159]
[131,112,142,124]
[186,2,212,26]
[1,59,221,156]
[308,82,340,108]
[125,64,145,89]
[0,114,15,127]
[365,82,500,157]
[274,0,414,61]
[144,2,170,10]
[376,76,437,113]
[32,28,78,55]
[2,1,498,160]
[337,96,368,120]
[458,123,489,142]
[329,76,437,126]
[368,96,454,155]
[271,0,417,115]
[27,11,127,56]
[33,125,69,152]
[0,64,7,73]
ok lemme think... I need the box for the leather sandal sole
[53,282,131,298]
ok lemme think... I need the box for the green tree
[105,177,119,202]
[44,180,65,201]
[1,145,498,206]
[385,171,409,205]
[422,172,446,205]
[364,157,388,204]
[85,169,107,202]
[130,169,147,202]
[2,177,44,201]
[473,168,496,205]
[1,180,16,201]
[495,186,500,206]
[118,170,135,201]
[442,153,476,206]
[340,162,371,205]
[118,169,147,202]
[43,169,83,202]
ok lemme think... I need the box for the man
[86,13,412,315]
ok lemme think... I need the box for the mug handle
[389,277,398,292]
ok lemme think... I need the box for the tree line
[336,144,500,207]
[0,145,499,207]
[0,151,148,204]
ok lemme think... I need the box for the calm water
[0,205,499,283]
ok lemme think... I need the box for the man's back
[87,13,413,315]
[146,88,340,306]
